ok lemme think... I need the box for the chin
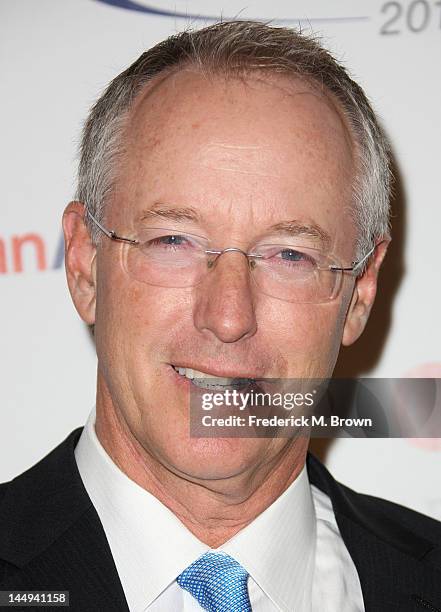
[164,436,270,482]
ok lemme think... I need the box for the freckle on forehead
[196,142,281,178]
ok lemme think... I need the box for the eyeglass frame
[84,206,376,287]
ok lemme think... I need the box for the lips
[172,365,254,390]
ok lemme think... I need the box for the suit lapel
[0,429,129,612]
[307,452,441,612]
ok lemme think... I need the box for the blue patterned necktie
[177,551,252,611]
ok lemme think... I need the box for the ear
[342,239,390,347]
[62,201,97,325]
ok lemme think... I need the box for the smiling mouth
[172,365,255,390]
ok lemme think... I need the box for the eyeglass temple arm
[85,207,138,244]
[330,244,376,272]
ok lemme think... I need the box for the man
[1,20,440,612]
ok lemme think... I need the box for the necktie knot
[177,551,252,611]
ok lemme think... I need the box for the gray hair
[76,20,391,260]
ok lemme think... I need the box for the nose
[193,250,258,343]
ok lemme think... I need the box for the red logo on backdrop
[0,231,64,274]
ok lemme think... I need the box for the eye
[276,248,317,267]
[155,234,188,247]
[142,234,196,251]
[136,231,204,265]
[280,249,309,262]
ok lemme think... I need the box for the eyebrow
[138,203,201,224]
[138,203,331,246]
[266,221,331,247]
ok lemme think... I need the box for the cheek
[93,260,159,379]
[103,277,183,336]
[263,300,347,376]
[106,283,196,381]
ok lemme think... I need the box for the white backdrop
[1,0,440,519]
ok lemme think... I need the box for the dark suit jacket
[0,429,440,612]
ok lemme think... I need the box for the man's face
[75,70,364,481]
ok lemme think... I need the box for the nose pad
[206,248,254,289]
[204,249,260,297]
[206,247,255,271]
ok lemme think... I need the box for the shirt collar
[75,409,208,611]
[221,460,316,611]
[75,408,316,612]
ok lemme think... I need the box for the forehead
[114,68,356,251]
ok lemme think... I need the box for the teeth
[172,365,251,388]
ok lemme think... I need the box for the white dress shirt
[75,409,364,612]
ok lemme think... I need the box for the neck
[95,390,309,547]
